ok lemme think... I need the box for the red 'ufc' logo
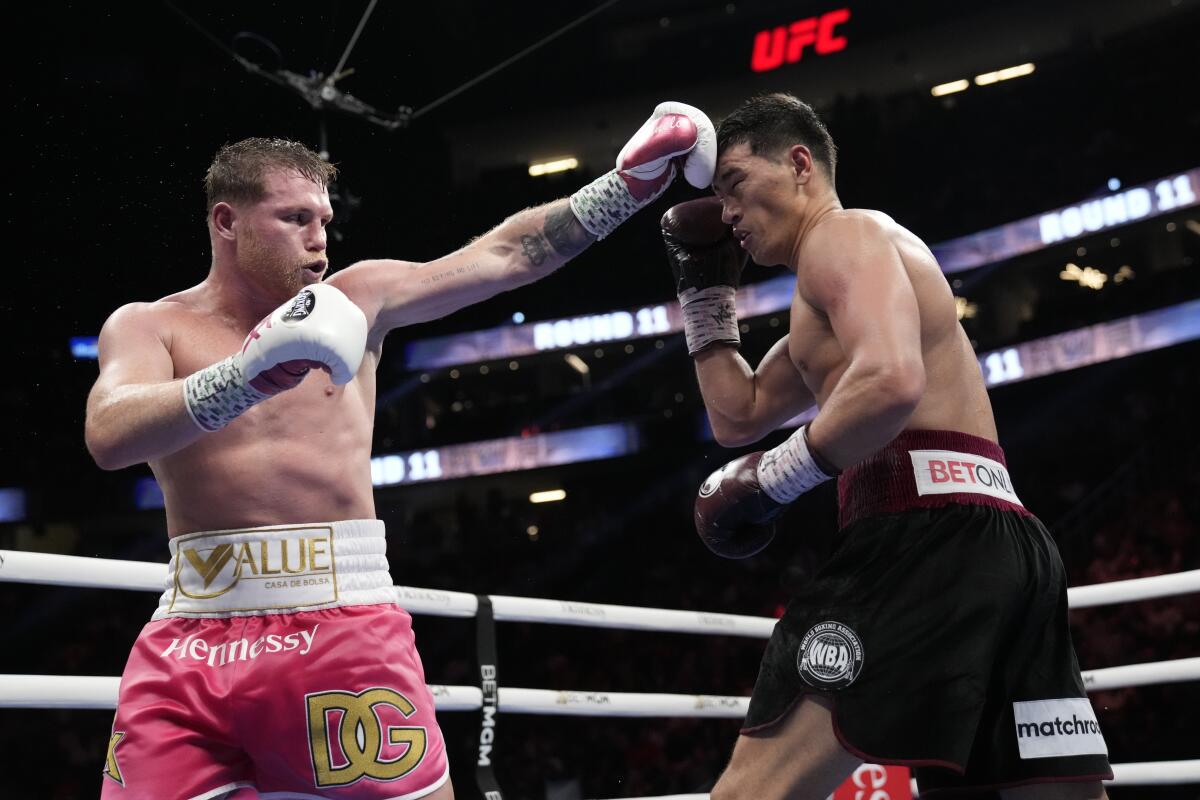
[751,8,850,73]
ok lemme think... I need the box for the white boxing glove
[570,101,716,240]
[183,283,368,432]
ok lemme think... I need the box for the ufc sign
[307,688,428,787]
[751,8,850,73]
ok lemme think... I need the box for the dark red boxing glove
[694,452,787,558]
[662,197,747,356]
[661,196,746,297]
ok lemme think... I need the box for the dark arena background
[4,0,1199,798]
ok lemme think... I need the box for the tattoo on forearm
[420,261,480,286]
[544,202,595,258]
[521,234,550,267]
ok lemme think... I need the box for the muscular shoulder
[325,258,417,302]
[796,211,896,300]
[801,209,896,264]
[326,258,425,341]
[99,291,206,353]
[102,298,178,333]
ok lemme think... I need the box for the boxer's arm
[85,304,206,470]
[694,336,815,447]
[329,199,595,337]
[333,102,715,339]
[801,217,926,470]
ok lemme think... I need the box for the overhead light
[954,296,978,320]
[529,157,579,177]
[564,353,590,375]
[1060,263,1107,290]
[1114,266,1135,284]
[975,62,1035,86]
[530,489,566,504]
[931,79,969,97]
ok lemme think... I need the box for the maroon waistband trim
[837,429,1029,529]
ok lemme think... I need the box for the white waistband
[908,449,1023,506]
[153,519,395,620]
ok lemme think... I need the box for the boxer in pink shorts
[88,111,716,798]
[106,521,447,799]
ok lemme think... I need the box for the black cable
[162,0,290,89]
[162,0,406,130]
[328,0,379,83]
[411,0,623,121]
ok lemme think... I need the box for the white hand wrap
[569,169,662,241]
[756,425,835,504]
[679,285,740,355]
[183,353,269,432]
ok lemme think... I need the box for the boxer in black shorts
[663,93,1111,798]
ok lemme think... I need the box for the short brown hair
[204,137,337,213]
[717,93,837,180]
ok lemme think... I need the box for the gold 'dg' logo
[307,688,428,787]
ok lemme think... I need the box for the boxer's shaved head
[717,94,837,181]
[205,138,337,215]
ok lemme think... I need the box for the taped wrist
[183,353,268,432]
[678,285,740,355]
[569,171,642,240]
[756,425,836,504]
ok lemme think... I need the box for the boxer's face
[712,142,802,267]
[235,169,333,298]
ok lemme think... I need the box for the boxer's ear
[789,145,814,184]
[211,202,237,240]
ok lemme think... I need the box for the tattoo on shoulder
[521,234,550,267]
[544,203,594,258]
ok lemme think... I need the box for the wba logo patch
[797,621,864,689]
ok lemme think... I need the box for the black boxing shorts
[742,430,1113,794]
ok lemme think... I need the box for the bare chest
[161,312,376,465]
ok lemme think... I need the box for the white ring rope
[2,551,1198,788]
[1108,759,1200,784]
[5,658,1200,713]
[1066,568,1200,608]
[1083,656,1200,691]
[1,551,1197,637]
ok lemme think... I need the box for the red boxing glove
[570,102,716,240]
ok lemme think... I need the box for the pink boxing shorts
[101,520,450,800]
